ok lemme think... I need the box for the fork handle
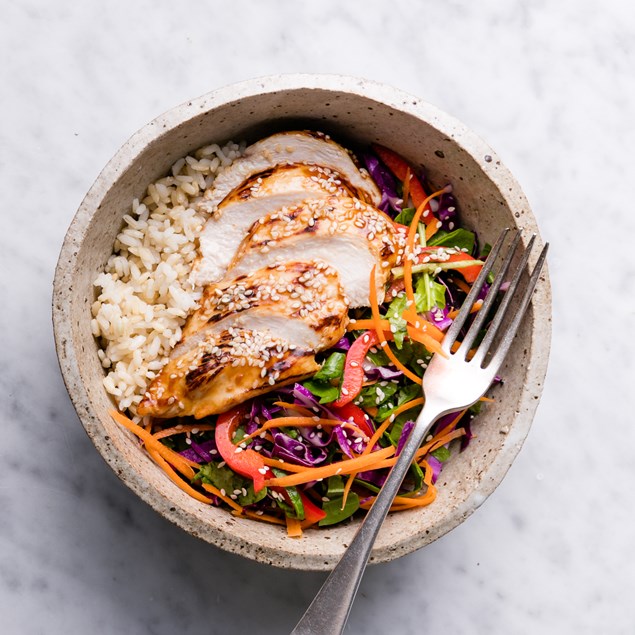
[290,401,442,635]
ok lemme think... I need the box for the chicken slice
[227,197,402,307]
[137,328,319,419]
[196,131,380,215]
[177,261,348,358]
[191,163,360,286]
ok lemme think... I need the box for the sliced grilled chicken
[137,328,319,419]
[191,163,360,286]
[178,261,348,356]
[227,197,402,307]
[196,131,380,215]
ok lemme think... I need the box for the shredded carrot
[145,447,212,505]
[359,495,435,511]
[357,428,466,475]
[341,396,425,508]
[479,396,495,403]
[406,324,447,358]
[369,265,422,384]
[261,457,308,473]
[403,187,449,308]
[401,307,445,342]
[376,461,437,509]
[273,401,316,417]
[153,424,215,440]
[241,416,367,444]
[346,318,392,333]
[390,396,425,419]
[286,516,303,538]
[447,299,483,320]
[233,509,287,526]
[417,428,466,458]
[450,276,472,295]
[364,406,378,417]
[450,341,477,360]
[424,221,439,241]
[402,166,411,207]
[264,445,395,488]
[341,471,356,510]
[110,410,200,477]
[201,482,244,513]
[435,409,467,435]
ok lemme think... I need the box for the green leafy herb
[358,382,399,409]
[375,383,421,423]
[428,228,476,253]
[319,492,360,526]
[406,461,424,492]
[326,475,345,498]
[303,352,346,403]
[480,243,492,259]
[469,400,483,415]
[431,445,451,462]
[386,293,408,347]
[384,277,446,349]
[415,274,446,312]
[271,468,305,519]
[366,347,390,367]
[193,462,267,506]
[394,206,416,225]
[387,411,416,446]
[303,379,340,404]
[313,352,346,382]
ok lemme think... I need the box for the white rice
[91,140,245,414]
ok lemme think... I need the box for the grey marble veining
[2,0,634,633]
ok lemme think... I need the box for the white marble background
[2,1,634,633]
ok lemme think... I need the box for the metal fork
[291,229,549,635]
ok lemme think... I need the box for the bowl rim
[53,73,552,570]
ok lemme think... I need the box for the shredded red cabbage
[361,151,402,216]
[271,432,328,466]
[427,455,443,484]
[396,420,415,455]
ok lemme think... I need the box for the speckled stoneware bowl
[53,74,551,571]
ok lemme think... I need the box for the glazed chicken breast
[227,196,402,307]
[137,327,320,419]
[196,131,380,215]
[191,163,360,286]
[137,262,349,418]
[182,261,348,349]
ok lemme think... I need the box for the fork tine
[443,228,509,352]
[471,234,536,365]
[485,242,549,371]
[457,231,522,357]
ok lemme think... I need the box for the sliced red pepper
[372,144,434,222]
[215,404,269,492]
[444,253,483,283]
[332,330,380,407]
[298,492,327,525]
[330,402,374,439]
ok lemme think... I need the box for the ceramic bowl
[53,74,551,570]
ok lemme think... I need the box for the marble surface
[2,1,634,633]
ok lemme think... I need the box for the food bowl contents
[95,131,496,537]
